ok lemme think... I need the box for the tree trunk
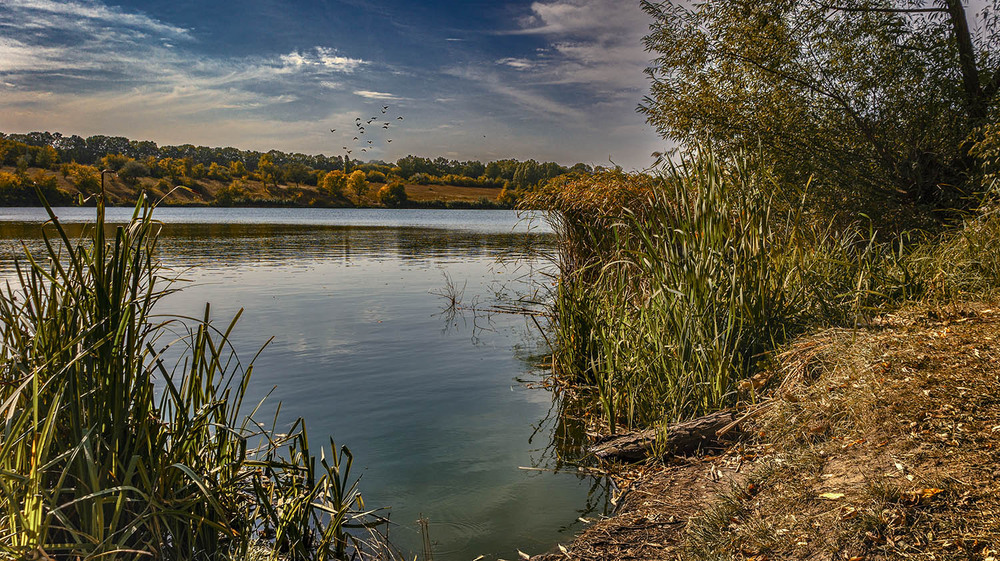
[944,0,986,125]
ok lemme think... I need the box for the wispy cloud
[498,0,651,90]
[353,90,400,101]
[0,0,372,118]
[280,47,367,73]
[496,57,536,70]
[2,0,191,39]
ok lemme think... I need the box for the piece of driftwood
[589,409,738,461]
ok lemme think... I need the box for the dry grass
[398,182,502,203]
[533,303,1000,560]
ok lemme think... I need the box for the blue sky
[0,0,666,169]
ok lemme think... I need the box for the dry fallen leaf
[819,492,845,500]
[921,488,944,498]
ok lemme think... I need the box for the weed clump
[529,149,1000,432]
[0,192,389,560]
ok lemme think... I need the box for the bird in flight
[397,116,404,120]
[387,139,392,143]
[330,129,336,132]
[353,136,359,141]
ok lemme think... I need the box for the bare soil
[533,303,1000,560]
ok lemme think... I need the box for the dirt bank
[535,304,1000,560]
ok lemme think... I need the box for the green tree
[377,181,408,207]
[321,170,348,198]
[640,0,1000,217]
[282,162,312,187]
[99,153,129,172]
[66,163,100,194]
[207,162,231,181]
[118,160,150,186]
[256,154,279,187]
[347,170,369,203]
[229,160,247,178]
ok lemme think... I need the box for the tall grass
[529,151,936,431]
[0,191,389,560]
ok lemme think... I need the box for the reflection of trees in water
[0,222,556,273]
[152,224,552,268]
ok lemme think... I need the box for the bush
[321,170,347,198]
[62,162,101,194]
[118,159,150,186]
[99,153,129,172]
[213,179,248,206]
[409,173,431,185]
[0,171,68,205]
[377,181,408,207]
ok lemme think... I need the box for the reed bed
[0,192,389,560]
[528,150,997,434]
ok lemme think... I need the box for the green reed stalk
[532,150,931,432]
[0,191,390,560]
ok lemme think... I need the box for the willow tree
[640,0,1000,219]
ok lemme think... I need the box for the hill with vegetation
[0,130,596,208]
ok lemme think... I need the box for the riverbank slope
[537,303,1000,560]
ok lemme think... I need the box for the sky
[0,0,667,169]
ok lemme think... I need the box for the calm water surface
[0,207,606,561]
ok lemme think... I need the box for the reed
[0,191,388,560]
[530,150,925,432]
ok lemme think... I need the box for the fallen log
[589,409,739,461]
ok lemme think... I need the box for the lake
[0,207,606,561]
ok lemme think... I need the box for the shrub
[214,179,248,206]
[377,181,408,207]
[321,170,347,198]
[118,159,150,186]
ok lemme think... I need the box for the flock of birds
[330,104,404,157]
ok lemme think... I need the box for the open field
[401,182,502,203]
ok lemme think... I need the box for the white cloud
[2,0,191,39]
[280,47,367,73]
[280,52,308,67]
[503,0,651,89]
[496,57,536,70]
[353,90,400,100]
